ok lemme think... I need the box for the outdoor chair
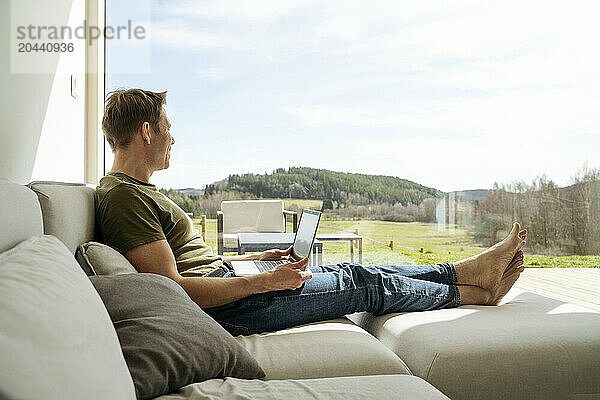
[217,200,298,255]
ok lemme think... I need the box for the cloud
[284,79,600,138]
[195,67,227,81]
[151,20,245,51]
[131,0,600,190]
[156,0,317,21]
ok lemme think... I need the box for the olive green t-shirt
[95,172,222,276]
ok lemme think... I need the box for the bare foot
[455,222,526,291]
[503,250,524,274]
[458,285,492,305]
[458,250,524,306]
[487,251,525,305]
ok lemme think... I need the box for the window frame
[84,0,106,184]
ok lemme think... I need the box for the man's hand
[263,257,312,291]
[257,246,293,261]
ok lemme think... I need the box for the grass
[523,254,600,268]
[193,219,599,268]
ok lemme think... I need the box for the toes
[519,229,527,240]
[515,250,523,258]
[511,252,523,264]
[505,252,524,273]
[492,266,524,305]
[503,264,525,280]
[506,258,524,273]
[505,266,525,278]
[510,222,520,236]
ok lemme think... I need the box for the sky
[106,0,600,192]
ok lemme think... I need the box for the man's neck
[110,151,153,183]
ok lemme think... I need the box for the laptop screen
[292,209,321,259]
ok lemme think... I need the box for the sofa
[1,180,599,399]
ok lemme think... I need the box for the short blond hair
[102,89,167,151]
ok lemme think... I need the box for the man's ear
[142,122,151,144]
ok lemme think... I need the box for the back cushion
[28,181,96,254]
[221,200,284,233]
[0,235,136,400]
[90,273,265,399]
[76,241,139,276]
[0,179,43,253]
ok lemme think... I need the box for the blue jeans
[204,262,461,336]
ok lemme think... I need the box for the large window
[106,1,600,265]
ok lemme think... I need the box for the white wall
[0,0,86,184]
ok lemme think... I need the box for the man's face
[152,111,174,171]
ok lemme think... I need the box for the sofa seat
[157,375,450,399]
[348,288,600,400]
[235,317,411,380]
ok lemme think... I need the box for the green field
[193,219,599,268]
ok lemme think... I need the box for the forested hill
[205,167,442,206]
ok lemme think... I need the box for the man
[96,89,527,336]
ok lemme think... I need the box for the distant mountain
[205,167,443,206]
[174,187,204,196]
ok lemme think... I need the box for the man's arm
[124,240,311,309]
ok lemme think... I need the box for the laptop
[231,209,322,276]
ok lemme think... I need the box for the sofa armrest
[283,210,298,233]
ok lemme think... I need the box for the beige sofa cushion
[158,375,450,400]
[235,317,411,380]
[76,241,138,276]
[0,179,43,253]
[349,288,600,400]
[222,200,285,234]
[28,181,96,254]
[0,235,136,399]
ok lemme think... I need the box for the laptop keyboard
[255,260,285,272]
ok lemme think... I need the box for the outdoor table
[237,233,323,266]
[315,233,363,265]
